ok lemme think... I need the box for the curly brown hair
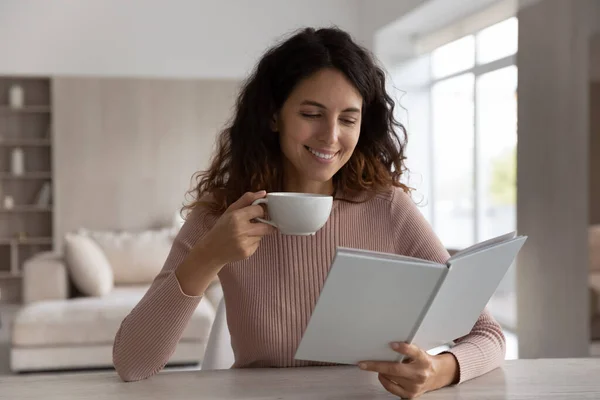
[183,27,411,215]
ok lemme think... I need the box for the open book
[294,231,527,365]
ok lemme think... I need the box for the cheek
[341,129,360,152]
[281,120,318,146]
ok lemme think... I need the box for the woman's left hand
[358,342,458,399]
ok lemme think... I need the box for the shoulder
[389,187,421,214]
[184,203,218,228]
[177,196,221,248]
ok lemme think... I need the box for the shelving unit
[0,139,51,146]
[0,77,53,304]
[0,106,51,114]
[0,172,52,179]
[0,206,52,213]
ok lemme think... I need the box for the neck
[283,180,334,195]
[282,169,334,195]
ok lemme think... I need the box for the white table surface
[0,358,599,399]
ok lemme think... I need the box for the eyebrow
[300,100,361,113]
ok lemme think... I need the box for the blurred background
[0,0,598,375]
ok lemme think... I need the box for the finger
[248,222,278,237]
[391,342,427,364]
[360,361,401,376]
[227,191,266,213]
[236,204,268,221]
[381,374,416,390]
[359,361,414,378]
[378,374,415,399]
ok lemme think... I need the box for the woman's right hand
[176,191,276,296]
[200,190,277,267]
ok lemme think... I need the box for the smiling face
[274,68,363,195]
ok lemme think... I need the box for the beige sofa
[10,227,222,373]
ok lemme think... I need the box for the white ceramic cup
[251,192,333,235]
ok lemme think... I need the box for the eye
[340,118,357,126]
[301,113,320,119]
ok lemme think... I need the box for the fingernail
[391,342,401,349]
[359,363,368,369]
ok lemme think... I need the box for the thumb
[226,191,267,213]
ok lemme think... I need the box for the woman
[113,27,505,398]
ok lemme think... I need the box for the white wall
[2,0,502,80]
[373,0,543,66]
[358,0,426,51]
[52,77,240,245]
[373,0,503,65]
[0,0,361,79]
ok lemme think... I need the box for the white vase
[3,196,14,210]
[9,85,24,109]
[11,147,25,176]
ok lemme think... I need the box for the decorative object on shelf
[9,84,25,109]
[3,196,14,210]
[34,182,52,207]
[14,231,28,242]
[10,147,24,176]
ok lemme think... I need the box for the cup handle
[251,198,278,228]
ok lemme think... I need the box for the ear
[270,114,278,132]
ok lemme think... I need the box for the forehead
[286,68,363,110]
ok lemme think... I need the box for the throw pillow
[79,227,176,285]
[64,233,114,296]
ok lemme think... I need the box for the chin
[305,171,337,183]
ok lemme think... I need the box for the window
[428,18,518,249]
[431,73,475,249]
[476,18,518,64]
[476,65,518,242]
[392,17,519,332]
[431,36,475,79]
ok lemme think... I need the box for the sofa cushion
[64,233,114,297]
[79,227,177,285]
[12,286,215,347]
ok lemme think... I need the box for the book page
[448,231,517,262]
[412,236,527,351]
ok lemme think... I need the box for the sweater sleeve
[390,188,506,384]
[112,206,215,382]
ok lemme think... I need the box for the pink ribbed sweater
[113,188,506,383]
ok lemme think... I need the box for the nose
[318,118,339,145]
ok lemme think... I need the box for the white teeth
[307,147,335,160]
